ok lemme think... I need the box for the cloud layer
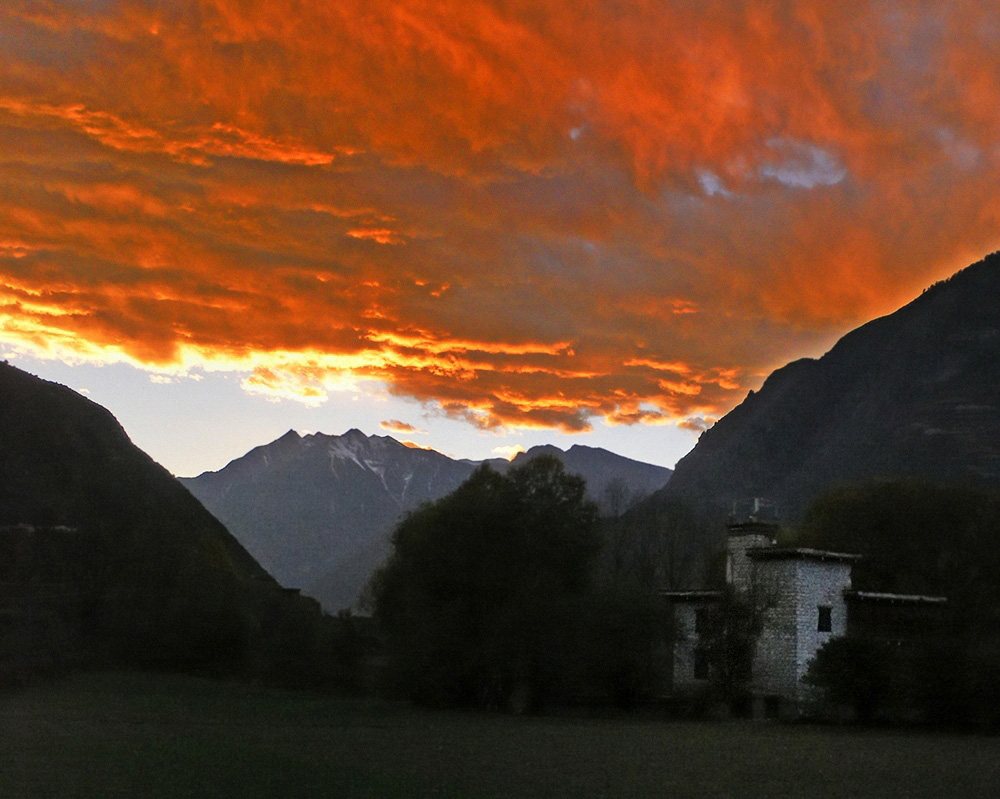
[2,1,999,433]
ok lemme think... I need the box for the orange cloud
[380,419,427,435]
[347,228,406,245]
[1,1,999,438]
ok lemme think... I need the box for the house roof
[747,547,861,563]
[844,590,947,605]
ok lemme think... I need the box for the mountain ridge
[659,251,1000,522]
[182,431,672,611]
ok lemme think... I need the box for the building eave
[844,590,947,605]
[747,547,861,563]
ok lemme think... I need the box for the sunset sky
[2,1,999,477]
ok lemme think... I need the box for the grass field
[1,673,998,798]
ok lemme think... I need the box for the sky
[2,1,999,477]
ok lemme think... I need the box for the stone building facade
[665,519,944,717]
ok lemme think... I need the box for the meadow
[1,673,998,798]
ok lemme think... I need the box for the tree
[602,498,704,592]
[795,480,1000,727]
[370,456,601,709]
[699,588,764,713]
[795,479,1000,600]
[803,636,895,723]
[576,583,669,708]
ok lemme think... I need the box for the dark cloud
[678,416,717,434]
[1,1,999,434]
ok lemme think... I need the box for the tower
[725,519,777,594]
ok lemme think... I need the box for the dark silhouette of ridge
[658,252,1000,522]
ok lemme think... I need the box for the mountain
[0,361,338,684]
[507,444,671,511]
[182,430,477,606]
[182,433,671,611]
[660,251,1000,523]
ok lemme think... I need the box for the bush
[803,637,895,722]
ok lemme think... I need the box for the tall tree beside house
[795,479,1000,727]
[369,457,602,709]
[700,588,764,713]
[795,479,1000,603]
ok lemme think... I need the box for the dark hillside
[0,362,337,684]
[0,360,267,578]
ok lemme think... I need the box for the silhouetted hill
[0,362,337,684]
[183,434,670,611]
[660,252,1000,522]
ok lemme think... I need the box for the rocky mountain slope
[660,252,1000,522]
[182,433,671,611]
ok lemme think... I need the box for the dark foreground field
[1,674,998,798]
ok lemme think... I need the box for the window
[817,605,832,633]
[693,648,709,680]
[694,608,707,636]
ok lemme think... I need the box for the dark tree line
[601,496,708,592]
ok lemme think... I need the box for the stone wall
[751,557,851,705]
[794,559,850,703]
[726,532,775,593]
[751,558,799,699]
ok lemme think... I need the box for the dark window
[818,605,832,633]
[693,648,709,680]
[694,608,707,636]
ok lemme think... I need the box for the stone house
[664,519,946,718]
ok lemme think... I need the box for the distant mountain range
[0,361,335,681]
[182,433,671,611]
[659,251,1000,523]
